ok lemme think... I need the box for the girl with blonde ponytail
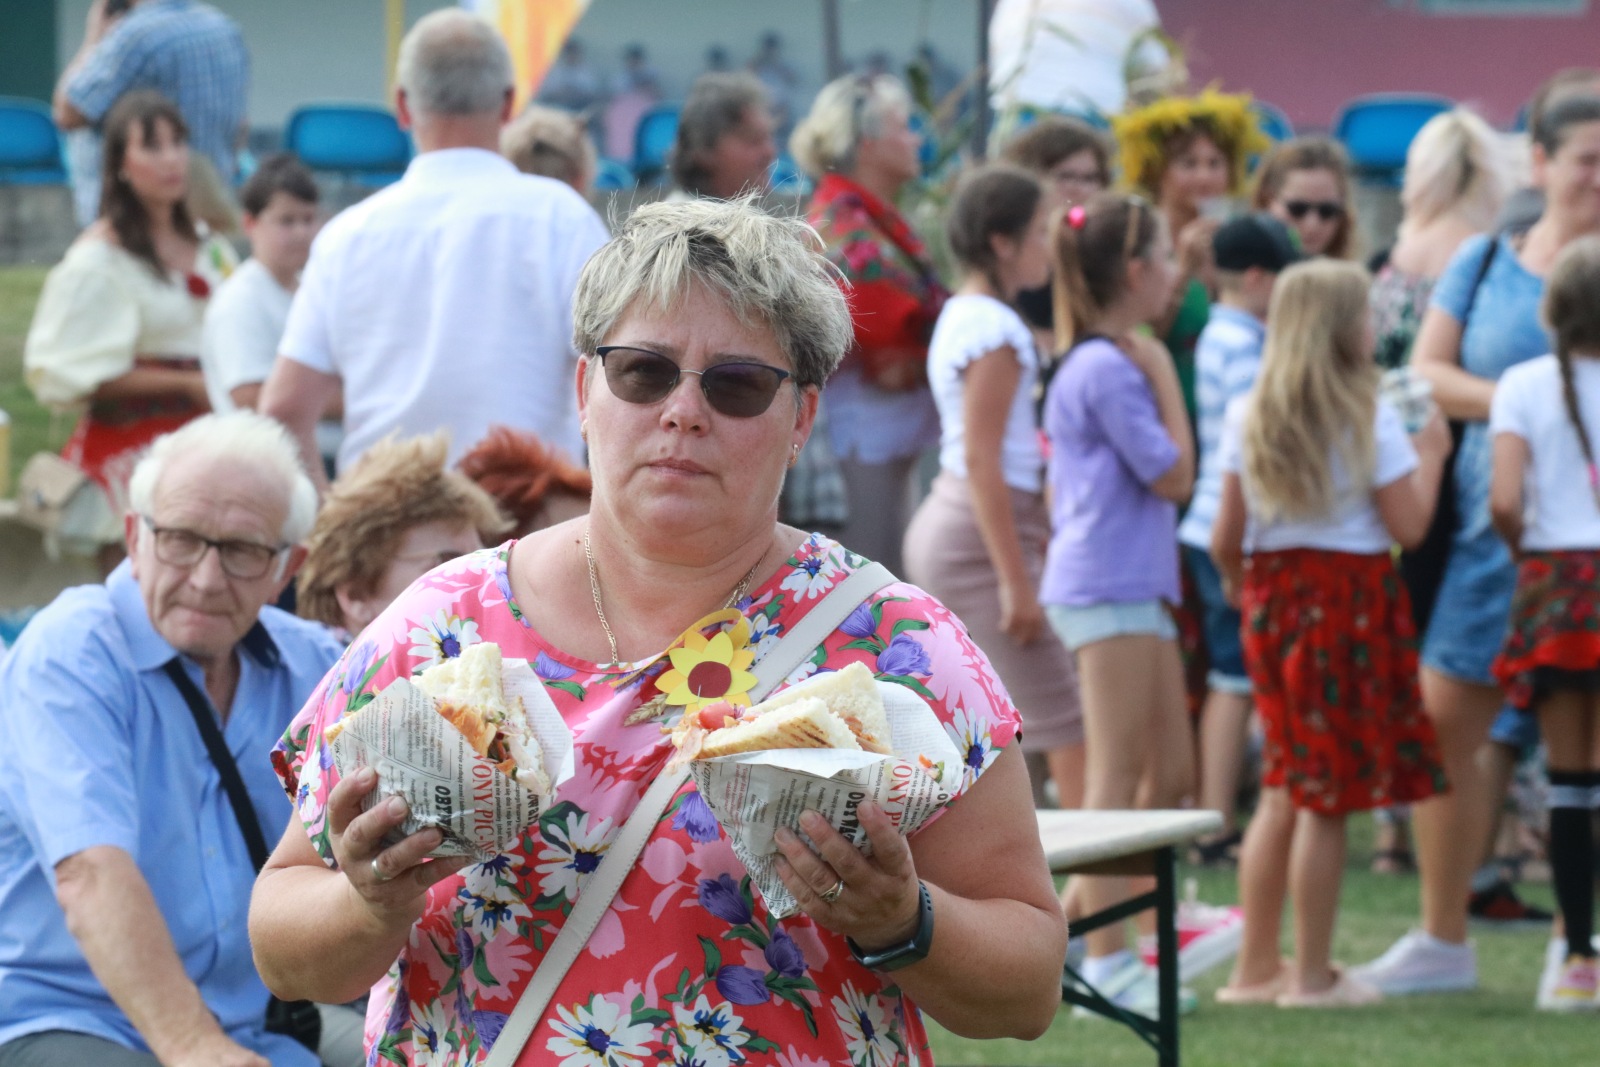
[1488,235,1600,1007]
[1212,259,1451,1007]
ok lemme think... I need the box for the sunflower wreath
[1111,87,1271,197]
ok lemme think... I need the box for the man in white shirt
[260,9,609,487]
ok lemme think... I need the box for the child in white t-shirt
[200,154,325,430]
[1211,259,1451,1008]
[1488,235,1600,1009]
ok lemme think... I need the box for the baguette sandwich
[666,661,891,767]
[325,642,551,793]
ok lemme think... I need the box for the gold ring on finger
[820,878,845,904]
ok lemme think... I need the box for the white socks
[1082,948,1137,985]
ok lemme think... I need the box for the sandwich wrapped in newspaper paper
[678,662,965,918]
[324,643,575,861]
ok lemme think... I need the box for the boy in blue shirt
[1178,213,1301,863]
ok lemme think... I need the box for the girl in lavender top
[1041,193,1203,1012]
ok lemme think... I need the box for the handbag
[161,659,323,1054]
[482,560,897,1067]
[15,451,115,557]
[1399,235,1500,631]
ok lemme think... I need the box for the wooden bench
[1038,809,1223,1067]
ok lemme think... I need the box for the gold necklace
[582,530,764,669]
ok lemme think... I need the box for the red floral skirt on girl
[1493,550,1600,712]
[1240,548,1449,815]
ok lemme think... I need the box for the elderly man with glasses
[0,412,348,1067]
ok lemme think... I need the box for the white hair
[1401,108,1512,232]
[128,412,318,546]
[789,73,912,178]
[396,9,514,118]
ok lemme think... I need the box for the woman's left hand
[773,803,922,950]
[999,580,1046,646]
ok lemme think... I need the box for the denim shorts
[1046,599,1178,652]
[1182,545,1252,694]
[1488,702,1540,753]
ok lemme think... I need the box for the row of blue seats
[0,93,1466,191]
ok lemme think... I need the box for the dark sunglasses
[594,346,795,418]
[1283,199,1344,222]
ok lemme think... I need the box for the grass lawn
[927,824,1579,1067]
[0,266,64,494]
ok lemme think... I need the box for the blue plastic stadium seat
[593,157,634,191]
[0,96,68,185]
[284,104,411,186]
[1333,93,1454,181]
[1252,100,1294,143]
[768,153,811,196]
[632,104,680,182]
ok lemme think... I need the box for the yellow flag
[462,0,592,111]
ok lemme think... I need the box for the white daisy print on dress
[546,995,656,1067]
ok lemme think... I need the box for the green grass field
[0,267,63,494]
[0,266,1583,1067]
[927,844,1578,1067]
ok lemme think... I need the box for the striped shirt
[66,0,249,182]
[1178,304,1266,550]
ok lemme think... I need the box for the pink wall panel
[1155,0,1600,129]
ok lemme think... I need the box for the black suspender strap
[161,659,270,872]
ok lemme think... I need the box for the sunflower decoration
[1111,86,1270,197]
[653,612,758,714]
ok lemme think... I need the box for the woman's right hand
[999,580,1046,646]
[326,767,471,924]
[1175,217,1221,288]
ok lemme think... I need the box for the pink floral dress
[272,534,1021,1067]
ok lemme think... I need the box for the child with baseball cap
[1178,213,1302,870]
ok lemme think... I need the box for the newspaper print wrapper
[326,659,575,861]
[688,674,965,919]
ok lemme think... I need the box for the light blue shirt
[1178,304,1266,550]
[0,563,340,1062]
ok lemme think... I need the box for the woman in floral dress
[250,199,1068,1067]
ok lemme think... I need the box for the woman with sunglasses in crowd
[789,73,948,575]
[251,199,1068,1066]
[1252,137,1358,260]
[24,90,235,573]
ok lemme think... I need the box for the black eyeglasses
[593,346,795,418]
[1283,200,1344,222]
[141,516,287,580]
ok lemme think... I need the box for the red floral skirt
[1241,548,1448,814]
[1492,550,1600,712]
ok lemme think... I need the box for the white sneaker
[1350,930,1476,995]
[1071,957,1198,1020]
[1535,936,1600,1010]
[1139,891,1244,982]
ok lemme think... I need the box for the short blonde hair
[501,105,596,192]
[789,73,912,178]
[1401,108,1510,231]
[296,433,510,629]
[571,196,852,387]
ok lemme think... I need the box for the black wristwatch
[847,881,934,971]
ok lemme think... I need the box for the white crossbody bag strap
[484,561,896,1066]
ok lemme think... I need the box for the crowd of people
[4,2,1600,1065]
